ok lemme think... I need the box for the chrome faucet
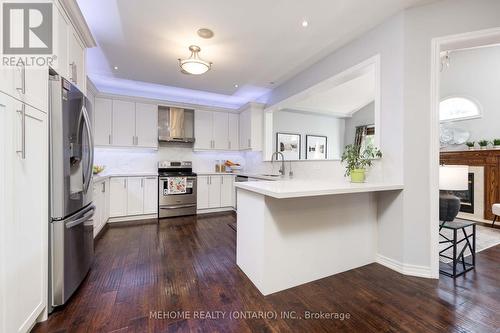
[271,151,285,177]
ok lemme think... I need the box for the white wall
[440,45,500,150]
[344,102,375,146]
[403,0,500,270]
[272,110,345,160]
[255,0,500,275]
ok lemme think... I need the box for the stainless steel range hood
[158,106,195,143]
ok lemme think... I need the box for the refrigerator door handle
[82,104,94,194]
[65,205,95,229]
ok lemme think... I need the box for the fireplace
[451,173,474,214]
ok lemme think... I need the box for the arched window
[439,96,482,122]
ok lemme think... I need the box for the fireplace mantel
[440,149,500,220]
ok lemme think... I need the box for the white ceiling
[282,67,375,117]
[78,0,432,107]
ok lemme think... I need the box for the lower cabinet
[109,176,158,218]
[197,174,235,210]
[0,92,48,333]
[92,179,109,238]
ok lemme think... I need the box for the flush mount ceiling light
[178,45,212,75]
[197,28,214,39]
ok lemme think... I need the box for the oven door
[159,176,197,206]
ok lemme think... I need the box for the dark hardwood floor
[33,213,500,333]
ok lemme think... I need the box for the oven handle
[160,204,196,210]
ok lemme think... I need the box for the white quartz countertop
[93,172,157,183]
[196,172,281,181]
[234,179,404,199]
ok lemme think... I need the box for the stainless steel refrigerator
[49,70,95,308]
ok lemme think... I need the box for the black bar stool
[439,220,476,278]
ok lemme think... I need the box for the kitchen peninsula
[235,180,404,295]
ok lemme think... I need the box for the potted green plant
[465,141,475,150]
[493,139,500,149]
[341,144,382,183]
[478,140,490,150]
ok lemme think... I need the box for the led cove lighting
[178,45,212,75]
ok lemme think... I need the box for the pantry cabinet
[94,97,158,148]
[197,174,235,211]
[0,93,48,333]
[109,176,158,218]
[194,110,239,151]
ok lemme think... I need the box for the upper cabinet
[94,97,158,149]
[194,110,239,151]
[53,1,91,94]
[239,103,264,151]
[135,103,158,148]
[112,100,136,146]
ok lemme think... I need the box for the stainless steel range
[158,161,197,218]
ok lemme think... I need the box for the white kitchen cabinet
[92,182,103,237]
[212,112,229,149]
[0,93,48,333]
[220,175,234,207]
[127,177,144,215]
[112,100,136,147]
[68,30,85,92]
[228,113,239,150]
[208,175,222,208]
[92,179,110,237]
[194,110,239,151]
[239,103,264,151]
[197,176,210,209]
[103,178,110,222]
[109,177,128,217]
[94,97,113,146]
[197,174,235,211]
[194,110,213,150]
[135,103,158,148]
[94,98,158,148]
[53,3,69,78]
[143,177,158,214]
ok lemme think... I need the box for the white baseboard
[107,214,158,223]
[376,254,433,278]
[197,207,235,214]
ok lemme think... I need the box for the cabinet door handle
[222,176,224,185]
[108,134,112,144]
[248,138,251,148]
[16,104,26,159]
[102,182,105,193]
[123,179,127,188]
[141,178,144,188]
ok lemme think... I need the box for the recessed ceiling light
[302,20,308,27]
[113,66,118,70]
[234,84,239,88]
[197,28,214,39]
